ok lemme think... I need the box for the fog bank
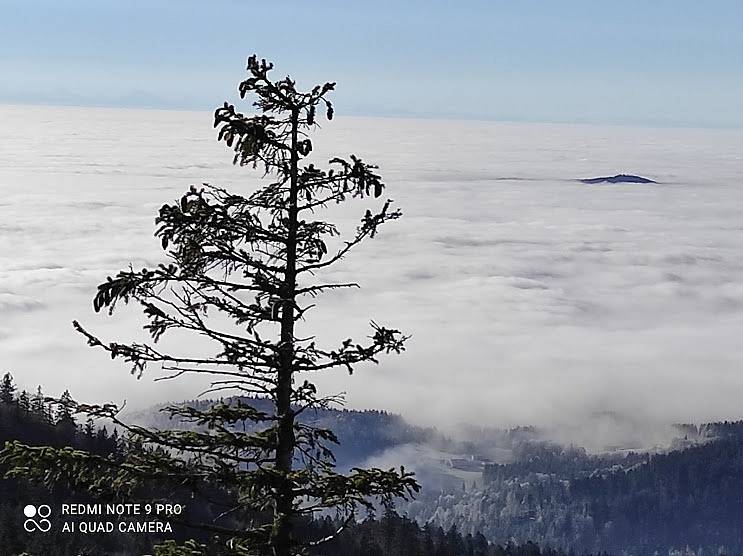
[2,105,743,432]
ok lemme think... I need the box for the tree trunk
[272,108,300,556]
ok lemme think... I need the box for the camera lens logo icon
[23,504,51,533]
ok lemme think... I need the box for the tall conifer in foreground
[1,56,418,555]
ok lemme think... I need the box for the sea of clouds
[1,104,743,432]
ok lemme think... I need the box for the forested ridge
[0,374,589,555]
[132,395,743,555]
[408,425,743,556]
[0,373,145,555]
[305,512,606,556]
[128,396,441,469]
[5,373,743,555]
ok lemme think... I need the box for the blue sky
[1,0,742,126]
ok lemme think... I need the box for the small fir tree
[0,373,16,405]
[17,390,30,412]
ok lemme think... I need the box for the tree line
[406,433,743,555]
[0,372,120,456]
[1,373,602,555]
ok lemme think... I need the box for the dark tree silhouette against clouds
[1,56,419,556]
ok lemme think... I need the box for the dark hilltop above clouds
[579,174,658,184]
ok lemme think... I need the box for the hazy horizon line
[2,99,742,133]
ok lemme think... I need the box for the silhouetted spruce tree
[17,390,30,412]
[1,55,418,556]
[84,418,95,438]
[55,390,75,425]
[0,373,15,405]
[30,385,49,422]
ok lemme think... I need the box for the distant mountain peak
[579,174,657,184]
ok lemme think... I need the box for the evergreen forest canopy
[131,393,743,555]
[4,371,743,555]
[0,372,592,556]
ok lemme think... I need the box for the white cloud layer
[2,105,743,430]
